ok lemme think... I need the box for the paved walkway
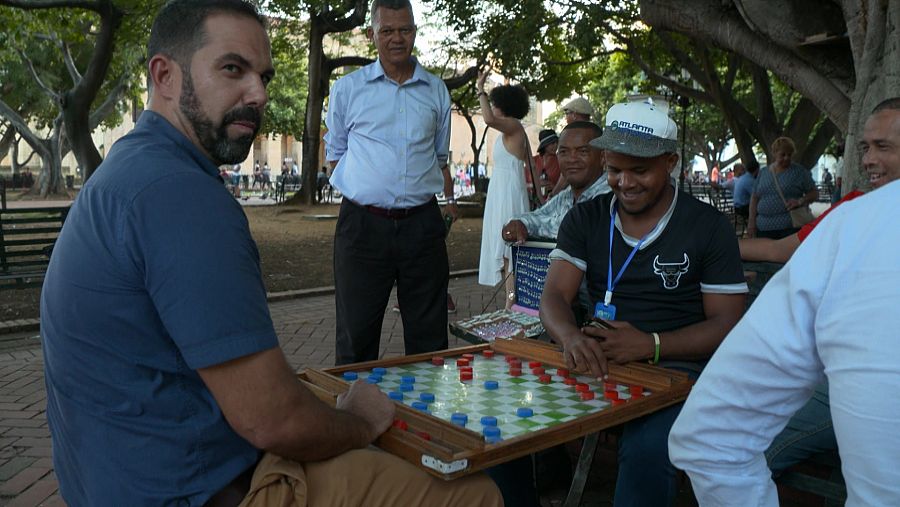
[0,275,503,506]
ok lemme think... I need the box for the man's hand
[337,381,395,443]
[582,320,654,365]
[561,332,609,379]
[443,202,460,222]
[501,220,528,244]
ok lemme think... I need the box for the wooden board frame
[298,337,693,480]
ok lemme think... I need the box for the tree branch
[17,49,61,103]
[443,66,478,91]
[0,0,100,9]
[59,39,83,84]
[324,55,374,73]
[321,0,368,34]
[623,42,710,104]
[0,98,50,157]
[545,48,620,66]
[88,72,128,129]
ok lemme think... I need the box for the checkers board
[299,337,693,480]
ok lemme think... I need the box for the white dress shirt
[668,179,900,506]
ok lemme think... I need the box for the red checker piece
[528,361,542,369]
[580,391,595,401]
[556,368,570,378]
[460,370,474,381]
[462,353,475,361]
[604,382,618,391]
[459,366,473,374]
[416,431,432,441]
[482,350,495,359]
[575,383,591,393]
[392,419,408,431]
[630,385,644,396]
[532,367,545,375]
[611,398,626,406]
[431,357,445,366]
[563,377,578,386]
[605,390,619,400]
[505,355,518,363]
[509,367,522,377]
[456,358,470,367]
[538,374,552,384]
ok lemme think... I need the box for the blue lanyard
[605,205,654,306]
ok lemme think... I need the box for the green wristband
[649,332,660,365]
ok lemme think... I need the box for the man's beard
[179,71,261,165]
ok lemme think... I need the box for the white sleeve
[668,210,831,506]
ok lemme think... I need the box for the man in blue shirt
[41,1,500,505]
[325,0,457,365]
[732,160,759,218]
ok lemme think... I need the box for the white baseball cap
[590,98,678,158]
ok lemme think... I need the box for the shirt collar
[610,179,678,249]
[365,57,428,86]
[135,111,222,180]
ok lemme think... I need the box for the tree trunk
[290,16,327,206]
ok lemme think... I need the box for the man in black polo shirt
[540,98,747,507]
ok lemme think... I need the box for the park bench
[0,206,69,290]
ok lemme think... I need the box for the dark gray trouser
[333,199,449,365]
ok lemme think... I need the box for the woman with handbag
[476,71,532,310]
[747,137,818,239]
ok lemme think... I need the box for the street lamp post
[678,95,690,195]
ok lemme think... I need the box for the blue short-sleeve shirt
[41,111,279,506]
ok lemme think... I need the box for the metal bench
[0,207,69,290]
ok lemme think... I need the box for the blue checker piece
[484,380,499,390]
[517,407,534,418]
[342,372,358,381]
[372,367,387,375]
[399,383,415,392]
[411,401,429,411]
[483,426,501,438]
[480,416,498,427]
[450,413,468,426]
[366,375,381,384]
[388,392,404,401]
[401,375,416,384]
[419,392,435,403]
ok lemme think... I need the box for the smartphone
[585,318,613,330]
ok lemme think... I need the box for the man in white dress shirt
[669,98,900,506]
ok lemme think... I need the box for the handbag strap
[769,168,791,210]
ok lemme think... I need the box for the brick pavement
[0,274,503,506]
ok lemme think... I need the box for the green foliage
[0,0,160,131]
[262,18,309,138]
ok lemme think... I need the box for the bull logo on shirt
[653,254,690,290]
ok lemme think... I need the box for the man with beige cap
[562,97,595,123]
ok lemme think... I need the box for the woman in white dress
[476,71,531,308]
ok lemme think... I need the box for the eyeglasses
[378,26,416,37]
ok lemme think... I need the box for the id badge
[594,302,617,321]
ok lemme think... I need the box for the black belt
[349,197,435,219]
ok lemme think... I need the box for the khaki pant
[239,449,503,507]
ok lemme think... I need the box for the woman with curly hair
[476,71,531,308]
